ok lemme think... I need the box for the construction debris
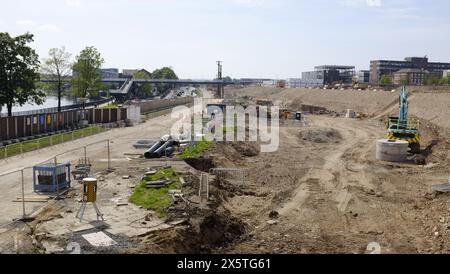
[82,232,117,247]
[13,196,50,203]
[431,183,450,193]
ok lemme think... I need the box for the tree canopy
[0,32,44,116]
[379,74,392,86]
[151,67,178,94]
[71,46,105,103]
[133,70,154,98]
[41,47,72,112]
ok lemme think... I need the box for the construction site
[0,84,450,255]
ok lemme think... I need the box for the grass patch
[101,103,119,109]
[129,167,182,218]
[179,139,214,159]
[0,126,106,159]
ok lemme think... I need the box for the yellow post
[82,178,97,203]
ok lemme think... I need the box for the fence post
[107,139,111,171]
[20,142,23,154]
[55,157,59,199]
[61,133,63,144]
[72,131,74,141]
[84,146,87,164]
[21,169,26,219]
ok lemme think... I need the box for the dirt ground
[2,87,450,254]
[209,116,449,254]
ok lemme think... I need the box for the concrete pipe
[376,139,409,162]
[165,146,175,157]
[153,140,175,158]
[144,140,165,159]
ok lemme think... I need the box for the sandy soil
[207,115,449,254]
[226,86,450,133]
[2,87,450,254]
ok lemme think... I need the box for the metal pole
[21,169,25,219]
[107,140,111,170]
[55,157,59,198]
[84,146,87,164]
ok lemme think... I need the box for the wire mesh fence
[0,139,111,229]
[0,125,109,160]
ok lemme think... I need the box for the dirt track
[200,85,450,254]
[210,114,450,254]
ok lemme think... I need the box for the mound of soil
[299,128,342,144]
[230,142,260,157]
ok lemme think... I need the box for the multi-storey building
[370,57,450,84]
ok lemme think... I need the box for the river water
[0,96,80,114]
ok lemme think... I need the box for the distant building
[100,68,119,79]
[443,70,450,79]
[120,69,139,79]
[355,70,370,84]
[302,65,355,85]
[370,57,450,84]
[286,78,303,88]
[393,69,428,85]
[262,80,276,87]
[120,69,151,79]
[239,78,271,86]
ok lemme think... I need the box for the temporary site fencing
[0,139,112,229]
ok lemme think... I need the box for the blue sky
[2,0,450,79]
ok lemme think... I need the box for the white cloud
[39,24,60,32]
[225,0,269,7]
[339,0,382,8]
[366,0,382,7]
[16,20,37,26]
[66,0,81,7]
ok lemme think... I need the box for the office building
[302,65,355,85]
[370,57,450,84]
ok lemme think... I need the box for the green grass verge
[179,139,214,159]
[129,167,182,218]
[100,103,119,109]
[0,126,106,159]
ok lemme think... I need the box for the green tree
[133,70,154,98]
[424,74,442,86]
[71,46,105,108]
[223,76,233,83]
[151,67,178,93]
[41,47,72,112]
[379,75,392,86]
[0,32,44,116]
[441,76,450,85]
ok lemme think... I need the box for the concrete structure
[355,70,370,84]
[393,69,428,85]
[302,65,355,85]
[370,57,450,84]
[376,139,409,162]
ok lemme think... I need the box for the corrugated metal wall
[0,108,127,141]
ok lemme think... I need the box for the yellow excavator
[386,86,421,153]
